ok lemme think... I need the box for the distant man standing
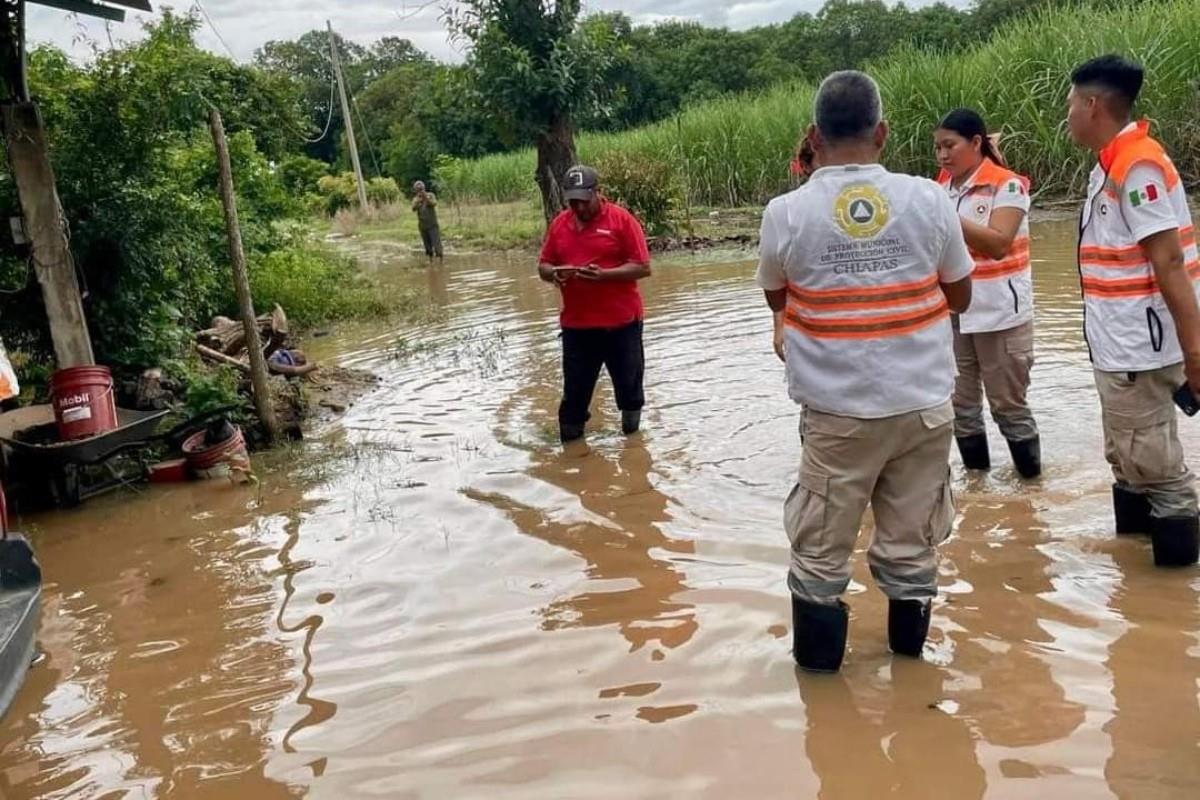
[411,180,443,264]
[538,165,652,443]
[758,71,974,672]
[1068,55,1200,567]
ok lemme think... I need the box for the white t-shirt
[758,163,973,418]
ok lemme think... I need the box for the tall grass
[439,0,1200,206]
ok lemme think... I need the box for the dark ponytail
[937,107,1006,167]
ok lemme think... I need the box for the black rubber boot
[887,599,931,658]
[559,422,585,443]
[956,433,990,471]
[621,409,641,435]
[791,596,849,673]
[1149,514,1200,567]
[1006,436,1042,479]
[1112,484,1152,535]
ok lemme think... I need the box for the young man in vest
[537,165,652,443]
[1068,55,1200,567]
[758,71,974,672]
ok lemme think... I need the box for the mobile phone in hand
[1174,383,1200,416]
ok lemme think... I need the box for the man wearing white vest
[1068,55,1200,567]
[758,71,974,672]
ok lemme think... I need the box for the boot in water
[1006,436,1042,479]
[1112,484,1151,535]
[791,595,849,673]
[956,433,990,471]
[1149,514,1200,567]
[888,599,932,658]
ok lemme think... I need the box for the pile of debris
[192,305,379,439]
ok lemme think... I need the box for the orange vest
[937,159,1033,333]
[1078,121,1200,371]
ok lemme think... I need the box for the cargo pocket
[1125,420,1184,485]
[919,401,955,431]
[784,468,830,549]
[922,468,955,547]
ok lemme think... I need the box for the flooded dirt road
[2,220,1199,798]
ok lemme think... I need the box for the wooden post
[327,20,368,210]
[2,102,94,367]
[208,107,280,444]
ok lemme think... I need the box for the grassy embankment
[396,0,1198,249]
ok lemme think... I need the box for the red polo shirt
[539,201,651,329]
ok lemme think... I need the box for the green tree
[447,0,620,222]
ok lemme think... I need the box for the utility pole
[327,20,368,210]
[209,108,280,444]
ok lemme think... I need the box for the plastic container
[50,366,118,441]
[182,426,247,479]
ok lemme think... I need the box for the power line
[193,0,237,61]
[349,91,383,178]
[299,67,338,145]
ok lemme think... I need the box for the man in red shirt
[538,165,653,442]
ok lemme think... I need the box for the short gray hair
[814,70,883,143]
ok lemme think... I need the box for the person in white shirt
[757,70,974,672]
[934,108,1041,478]
[1068,54,1200,567]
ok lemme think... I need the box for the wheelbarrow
[0,404,243,508]
[0,484,40,719]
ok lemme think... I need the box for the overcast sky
[30,0,974,64]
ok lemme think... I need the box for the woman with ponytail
[934,108,1040,478]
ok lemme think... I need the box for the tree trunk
[534,115,577,225]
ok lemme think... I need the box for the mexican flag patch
[1007,180,1025,195]
[1129,183,1160,207]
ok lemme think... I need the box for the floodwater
[2,219,1199,799]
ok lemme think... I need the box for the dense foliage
[0,12,384,376]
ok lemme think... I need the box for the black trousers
[558,321,645,427]
[419,225,443,257]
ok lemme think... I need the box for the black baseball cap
[563,165,599,201]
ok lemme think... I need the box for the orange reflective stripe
[972,238,1030,279]
[1082,261,1200,298]
[786,274,942,312]
[1081,228,1196,268]
[786,302,948,339]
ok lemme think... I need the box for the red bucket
[50,366,118,441]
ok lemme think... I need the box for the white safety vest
[938,159,1033,334]
[1079,121,1200,372]
[757,164,974,418]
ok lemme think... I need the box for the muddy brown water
[2,220,1199,799]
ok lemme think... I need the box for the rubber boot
[559,422,585,443]
[956,433,990,471]
[1149,514,1200,567]
[887,599,931,658]
[1006,436,1042,479]
[791,596,849,673]
[621,409,641,435]
[1112,484,1151,535]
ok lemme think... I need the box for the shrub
[249,238,388,324]
[593,151,682,234]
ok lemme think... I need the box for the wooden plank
[1,102,94,368]
[29,0,125,22]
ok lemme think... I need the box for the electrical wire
[299,69,337,145]
[349,91,383,178]
[193,0,238,61]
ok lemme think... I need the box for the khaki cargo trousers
[952,318,1038,442]
[786,400,956,604]
[1095,365,1198,518]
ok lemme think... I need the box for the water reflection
[1104,543,1200,799]
[797,661,985,799]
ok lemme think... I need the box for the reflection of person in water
[1104,544,1200,797]
[523,442,697,653]
[943,499,1086,750]
[797,661,985,799]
